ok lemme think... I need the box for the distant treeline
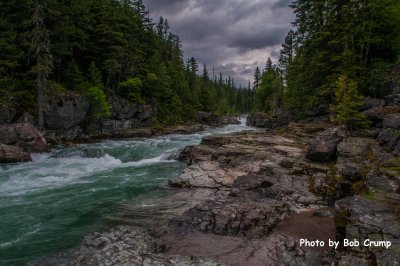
[0,0,255,127]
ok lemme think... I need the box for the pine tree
[265,58,273,72]
[65,60,84,90]
[330,75,368,131]
[202,64,209,80]
[88,61,102,86]
[279,30,295,75]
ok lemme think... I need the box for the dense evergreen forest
[253,0,400,122]
[0,0,254,127]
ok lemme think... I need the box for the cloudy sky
[142,0,294,86]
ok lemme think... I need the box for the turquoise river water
[0,118,252,265]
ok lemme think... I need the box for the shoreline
[0,116,242,164]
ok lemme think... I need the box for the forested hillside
[253,0,400,119]
[0,0,253,127]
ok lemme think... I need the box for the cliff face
[42,94,155,142]
[44,94,91,130]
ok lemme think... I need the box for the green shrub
[119,77,144,104]
[86,86,111,119]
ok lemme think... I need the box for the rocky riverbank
[0,91,240,163]
[29,95,400,265]
[0,117,239,164]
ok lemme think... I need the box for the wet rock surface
[29,226,223,266]
[164,125,335,265]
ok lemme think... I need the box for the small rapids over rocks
[0,117,254,265]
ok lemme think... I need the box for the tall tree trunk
[31,0,52,129]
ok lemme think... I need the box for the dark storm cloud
[143,0,294,85]
[146,0,186,13]
[228,26,288,51]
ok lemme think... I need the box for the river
[0,118,253,265]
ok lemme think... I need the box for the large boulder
[44,94,90,130]
[306,128,342,162]
[378,128,400,153]
[362,97,385,111]
[307,137,338,162]
[0,144,31,163]
[337,137,375,159]
[363,106,400,126]
[0,123,49,153]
